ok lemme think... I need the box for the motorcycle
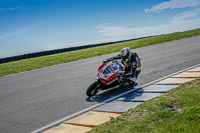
[86,58,141,97]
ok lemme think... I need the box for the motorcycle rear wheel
[86,81,101,97]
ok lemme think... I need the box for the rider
[103,47,140,86]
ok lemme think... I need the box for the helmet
[120,47,131,61]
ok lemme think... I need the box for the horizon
[0,33,156,59]
[1,0,200,58]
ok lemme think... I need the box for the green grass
[1,28,200,77]
[88,78,200,133]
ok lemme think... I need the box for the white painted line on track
[31,63,200,133]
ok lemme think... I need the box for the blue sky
[0,0,200,58]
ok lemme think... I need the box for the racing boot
[129,77,138,87]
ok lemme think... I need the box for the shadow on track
[119,88,144,102]
[86,85,144,103]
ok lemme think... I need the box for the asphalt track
[0,36,200,133]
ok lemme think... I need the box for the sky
[0,0,200,58]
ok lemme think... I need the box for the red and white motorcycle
[86,59,141,97]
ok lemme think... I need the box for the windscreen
[102,61,124,74]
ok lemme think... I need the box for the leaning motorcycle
[86,58,141,97]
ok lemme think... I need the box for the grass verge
[1,28,200,77]
[88,78,200,133]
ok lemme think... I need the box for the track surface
[0,36,200,133]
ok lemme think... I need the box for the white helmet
[120,47,131,61]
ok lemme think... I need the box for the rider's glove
[110,56,114,60]
[103,59,108,64]
[103,56,115,63]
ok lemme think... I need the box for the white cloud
[96,9,200,38]
[0,26,33,40]
[0,6,23,11]
[145,0,200,13]
[170,8,200,23]
[96,24,129,37]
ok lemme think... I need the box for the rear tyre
[86,81,101,97]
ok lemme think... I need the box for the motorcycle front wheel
[86,81,101,97]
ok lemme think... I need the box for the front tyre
[86,81,101,97]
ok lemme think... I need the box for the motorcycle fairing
[97,61,124,85]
